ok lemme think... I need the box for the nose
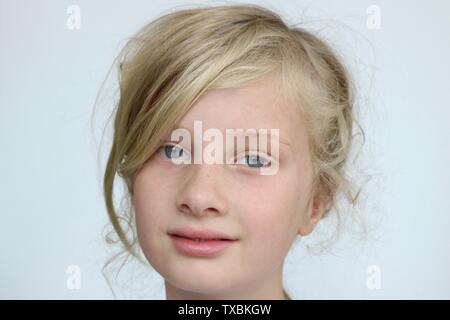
[175,164,228,218]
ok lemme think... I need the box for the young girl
[101,3,362,300]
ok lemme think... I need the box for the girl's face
[132,75,325,299]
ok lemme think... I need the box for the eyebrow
[169,126,291,145]
[238,130,292,149]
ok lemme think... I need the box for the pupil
[247,155,262,168]
[165,146,183,159]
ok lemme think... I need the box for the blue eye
[162,145,184,159]
[236,154,271,168]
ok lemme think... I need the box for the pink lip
[167,227,237,241]
[168,227,238,257]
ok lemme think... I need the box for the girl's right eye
[158,144,191,163]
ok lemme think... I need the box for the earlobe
[311,195,326,221]
[298,195,326,236]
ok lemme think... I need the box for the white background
[1,0,449,299]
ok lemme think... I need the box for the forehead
[179,76,302,140]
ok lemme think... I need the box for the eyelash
[235,152,272,169]
[158,143,273,169]
[158,143,190,161]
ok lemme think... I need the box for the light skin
[132,75,327,300]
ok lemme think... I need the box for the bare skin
[132,75,326,300]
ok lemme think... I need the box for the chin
[166,270,237,295]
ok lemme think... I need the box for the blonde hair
[98,3,365,292]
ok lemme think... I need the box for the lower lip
[169,235,236,257]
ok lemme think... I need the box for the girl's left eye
[236,154,271,169]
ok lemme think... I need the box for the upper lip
[168,227,237,241]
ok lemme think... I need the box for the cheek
[132,168,173,249]
[238,176,304,258]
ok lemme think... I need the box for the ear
[298,194,327,236]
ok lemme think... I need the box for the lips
[170,235,231,242]
[167,226,237,241]
[168,226,238,257]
